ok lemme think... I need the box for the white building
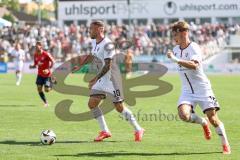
[58,0,240,27]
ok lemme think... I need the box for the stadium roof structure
[11,10,51,25]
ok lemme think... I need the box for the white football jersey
[11,49,25,63]
[172,42,214,97]
[91,37,115,81]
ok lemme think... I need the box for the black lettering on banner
[65,4,117,16]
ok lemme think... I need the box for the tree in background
[0,0,20,11]
[32,9,50,20]
[2,13,15,23]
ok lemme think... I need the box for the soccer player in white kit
[167,21,231,154]
[11,43,25,86]
[72,21,144,142]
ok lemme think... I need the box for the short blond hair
[172,21,189,32]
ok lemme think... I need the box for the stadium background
[0,0,240,74]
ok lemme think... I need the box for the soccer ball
[40,130,56,145]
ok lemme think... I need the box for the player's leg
[36,75,48,106]
[42,77,55,107]
[178,104,207,124]
[178,104,211,140]
[44,76,58,92]
[51,76,57,85]
[17,62,24,85]
[37,85,47,104]
[15,62,23,86]
[114,102,144,142]
[16,70,21,86]
[44,77,53,93]
[88,95,111,142]
[205,109,231,154]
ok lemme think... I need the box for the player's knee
[114,103,123,112]
[205,110,219,127]
[179,112,191,122]
[178,105,192,122]
[88,101,94,109]
[209,117,218,127]
[88,97,100,109]
[44,88,51,92]
[37,87,43,93]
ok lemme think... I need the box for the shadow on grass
[0,140,119,146]
[0,140,41,146]
[0,105,37,107]
[55,151,222,157]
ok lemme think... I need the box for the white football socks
[121,107,142,131]
[190,113,207,125]
[96,115,110,133]
[16,73,22,85]
[215,122,229,145]
[92,107,110,133]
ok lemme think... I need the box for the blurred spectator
[0,22,239,63]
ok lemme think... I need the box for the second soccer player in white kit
[167,21,231,154]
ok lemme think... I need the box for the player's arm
[47,53,55,68]
[178,59,199,70]
[96,58,112,80]
[72,55,94,73]
[167,50,199,70]
[88,58,112,89]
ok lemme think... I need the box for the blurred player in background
[73,20,144,142]
[167,21,231,154]
[29,41,55,107]
[11,42,25,86]
[124,49,134,78]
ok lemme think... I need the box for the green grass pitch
[0,73,239,160]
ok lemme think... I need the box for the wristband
[171,55,180,63]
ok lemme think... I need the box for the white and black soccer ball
[40,130,56,145]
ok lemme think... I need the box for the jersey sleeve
[103,40,115,60]
[104,48,115,60]
[46,52,55,62]
[189,43,202,63]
